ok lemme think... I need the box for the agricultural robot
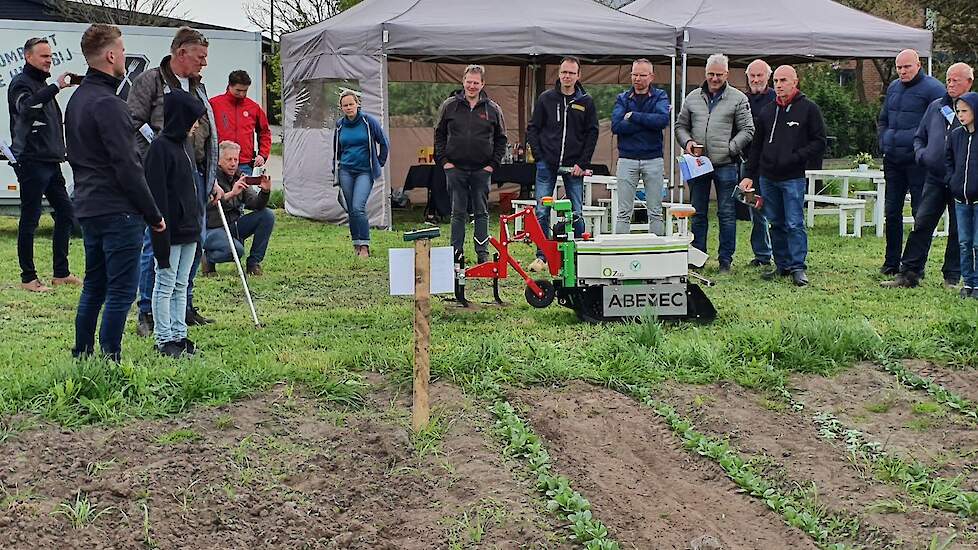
[454,198,716,323]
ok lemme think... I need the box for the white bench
[511,199,607,237]
[897,193,950,238]
[805,194,866,237]
[597,198,687,236]
[854,190,881,230]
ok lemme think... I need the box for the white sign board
[389,246,455,296]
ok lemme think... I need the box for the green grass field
[1,203,976,548]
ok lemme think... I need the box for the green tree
[799,64,881,157]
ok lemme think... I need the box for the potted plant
[853,152,874,172]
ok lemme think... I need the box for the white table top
[806,169,885,179]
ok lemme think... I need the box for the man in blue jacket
[526,56,599,273]
[65,24,165,362]
[610,59,670,235]
[878,49,945,275]
[882,62,972,289]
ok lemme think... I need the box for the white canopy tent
[279,0,678,227]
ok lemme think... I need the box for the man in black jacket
[434,65,507,264]
[65,24,165,362]
[526,56,599,273]
[882,62,973,289]
[741,65,827,287]
[7,37,81,292]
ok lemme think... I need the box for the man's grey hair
[947,62,975,81]
[705,53,729,72]
[219,140,241,155]
[463,64,485,81]
[746,59,772,78]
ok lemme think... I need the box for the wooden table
[805,169,885,237]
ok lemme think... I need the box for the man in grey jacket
[128,26,222,334]
[676,53,754,272]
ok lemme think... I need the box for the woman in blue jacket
[945,92,978,299]
[332,90,389,258]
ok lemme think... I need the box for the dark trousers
[73,213,145,362]
[15,161,74,283]
[883,161,925,270]
[900,173,959,282]
[446,167,490,261]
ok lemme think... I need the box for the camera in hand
[244,165,267,185]
[65,73,84,86]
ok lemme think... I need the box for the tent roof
[283,0,679,64]
[622,0,932,58]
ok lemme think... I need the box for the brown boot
[21,279,52,292]
[357,245,370,258]
[201,256,217,277]
[246,263,263,276]
[51,274,83,287]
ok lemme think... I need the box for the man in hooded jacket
[144,90,207,357]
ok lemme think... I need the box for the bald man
[878,49,945,276]
[741,66,826,287]
[742,59,776,267]
[882,62,973,289]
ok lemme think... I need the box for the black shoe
[961,287,974,299]
[718,261,732,274]
[880,265,899,276]
[749,259,772,268]
[179,338,197,356]
[791,269,809,287]
[137,312,154,337]
[761,268,789,281]
[201,256,217,277]
[186,307,214,326]
[157,340,185,358]
[943,277,960,290]
[477,253,490,264]
[880,273,918,288]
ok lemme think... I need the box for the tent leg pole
[670,53,677,204]
[927,57,933,76]
[680,52,687,204]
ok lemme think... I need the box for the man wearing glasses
[676,53,754,273]
[128,26,223,335]
[526,56,599,273]
[7,37,81,292]
[610,58,671,235]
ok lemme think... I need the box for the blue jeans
[14,161,74,283]
[760,176,808,272]
[616,157,665,235]
[749,205,773,263]
[203,208,276,266]
[338,168,373,246]
[883,161,925,270]
[689,163,738,264]
[152,242,196,346]
[535,162,584,259]
[955,202,978,288]
[73,213,145,361]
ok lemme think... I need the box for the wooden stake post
[403,227,440,432]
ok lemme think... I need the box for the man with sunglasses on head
[7,37,82,292]
[128,26,223,335]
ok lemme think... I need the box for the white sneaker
[528,258,548,273]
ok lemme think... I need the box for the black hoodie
[745,91,827,182]
[526,81,599,167]
[145,90,207,268]
[7,62,65,163]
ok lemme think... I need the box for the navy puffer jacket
[878,71,945,165]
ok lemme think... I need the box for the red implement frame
[464,206,562,299]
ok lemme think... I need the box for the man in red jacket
[209,70,271,175]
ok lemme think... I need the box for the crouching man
[201,141,274,276]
